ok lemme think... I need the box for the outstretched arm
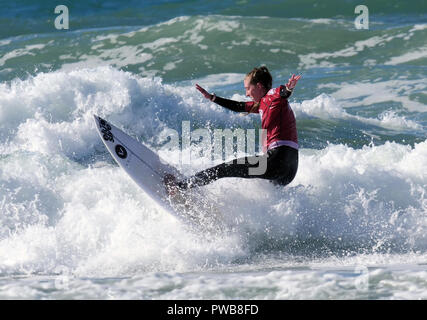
[281,74,302,99]
[195,83,246,112]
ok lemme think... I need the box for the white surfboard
[93,115,223,233]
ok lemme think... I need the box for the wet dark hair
[245,66,272,91]
[245,66,272,113]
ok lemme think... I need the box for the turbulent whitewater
[0,0,426,299]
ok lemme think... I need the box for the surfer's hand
[286,74,301,91]
[195,84,214,100]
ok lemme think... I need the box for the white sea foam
[0,44,47,67]
[190,73,245,88]
[298,24,426,70]
[59,16,243,75]
[0,39,12,46]
[385,46,427,65]
[320,79,427,112]
[0,67,425,282]
[292,93,423,131]
[1,141,425,276]
[298,35,387,69]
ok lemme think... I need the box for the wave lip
[293,93,423,132]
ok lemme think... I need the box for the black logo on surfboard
[99,118,114,143]
[115,144,127,159]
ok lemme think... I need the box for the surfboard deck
[93,115,224,233]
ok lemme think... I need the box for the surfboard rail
[93,115,224,234]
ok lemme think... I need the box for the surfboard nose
[93,114,102,122]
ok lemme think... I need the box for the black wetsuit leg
[269,146,299,186]
[177,146,298,189]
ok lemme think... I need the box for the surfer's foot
[163,174,180,197]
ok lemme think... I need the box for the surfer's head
[244,66,272,103]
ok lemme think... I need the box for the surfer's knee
[271,165,298,186]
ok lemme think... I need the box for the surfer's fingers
[195,84,212,99]
[195,83,206,92]
[291,74,301,84]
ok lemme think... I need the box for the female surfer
[165,66,301,194]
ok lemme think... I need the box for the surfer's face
[244,77,266,103]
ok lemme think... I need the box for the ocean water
[0,0,426,301]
